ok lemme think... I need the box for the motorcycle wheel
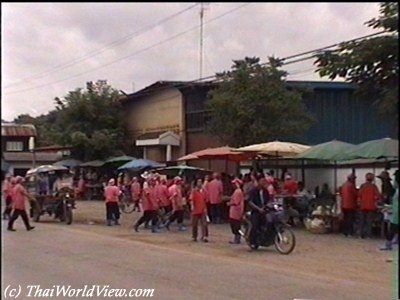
[274,227,296,255]
[65,206,73,225]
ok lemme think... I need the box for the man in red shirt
[340,173,358,237]
[190,178,209,242]
[208,173,224,224]
[283,174,298,226]
[130,177,142,212]
[358,173,381,239]
[134,176,160,233]
[7,176,35,232]
[104,178,121,226]
[165,176,186,231]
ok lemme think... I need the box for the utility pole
[199,3,209,79]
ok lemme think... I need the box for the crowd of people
[2,167,398,251]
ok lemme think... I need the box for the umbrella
[236,140,310,158]
[53,158,83,168]
[178,146,251,162]
[155,165,213,177]
[295,140,356,161]
[342,138,399,160]
[104,155,137,164]
[26,164,68,176]
[294,140,357,191]
[79,160,105,168]
[118,159,164,170]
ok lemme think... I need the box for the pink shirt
[142,187,158,211]
[208,179,223,204]
[229,188,244,221]
[169,184,183,211]
[104,185,120,203]
[130,182,141,201]
[155,184,170,207]
[12,183,28,210]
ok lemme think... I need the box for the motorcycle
[240,202,296,254]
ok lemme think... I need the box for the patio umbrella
[295,140,356,161]
[342,138,399,160]
[103,155,137,168]
[79,160,105,168]
[155,165,213,178]
[26,164,68,176]
[53,158,83,168]
[178,146,251,163]
[294,140,356,191]
[118,159,164,171]
[236,140,310,158]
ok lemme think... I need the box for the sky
[1,2,382,122]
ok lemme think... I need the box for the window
[6,141,23,151]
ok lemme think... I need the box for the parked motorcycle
[240,202,296,254]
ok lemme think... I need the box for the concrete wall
[124,87,185,161]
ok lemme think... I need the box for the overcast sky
[1,2,381,121]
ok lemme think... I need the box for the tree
[205,56,315,147]
[52,80,127,160]
[314,2,398,129]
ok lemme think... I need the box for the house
[119,80,395,172]
[1,123,64,176]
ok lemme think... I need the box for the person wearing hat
[377,170,394,205]
[358,173,381,239]
[104,178,121,226]
[380,169,399,250]
[7,176,35,232]
[340,173,358,237]
[2,174,14,220]
[227,178,245,244]
[165,176,186,231]
[190,178,209,242]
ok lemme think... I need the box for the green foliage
[205,56,315,147]
[314,2,399,129]
[13,80,128,161]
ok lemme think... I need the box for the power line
[4,3,251,96]
[4,3,199,90]
[115,31,390,101]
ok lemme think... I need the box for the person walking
[104,178,121,226]
[190,178,209,242]
[156,178,172,227]
[358,173,381,239]
[2,175,14,220]
[7,176,35,232]
[380,170,399,250]
[227,178,245,244]
[340,173,358,237]
[165,176,186,231]
[130,177,142,212]
[133,177,159,233]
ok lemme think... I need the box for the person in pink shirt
[165,176,187,231]
[227,178,245,244]
[266,176,276,201]
[2,174,14,220]
[130,177,142,212]
[104,178,121,226]
[134,177,160,233]
[190,178,209,242]
[7,176,35,232]
[208,172,224,224]
[156,178,172,226]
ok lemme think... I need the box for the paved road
[2,221,393,300]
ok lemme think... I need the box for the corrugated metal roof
[3,152,60,162]
[1,123,37,137]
